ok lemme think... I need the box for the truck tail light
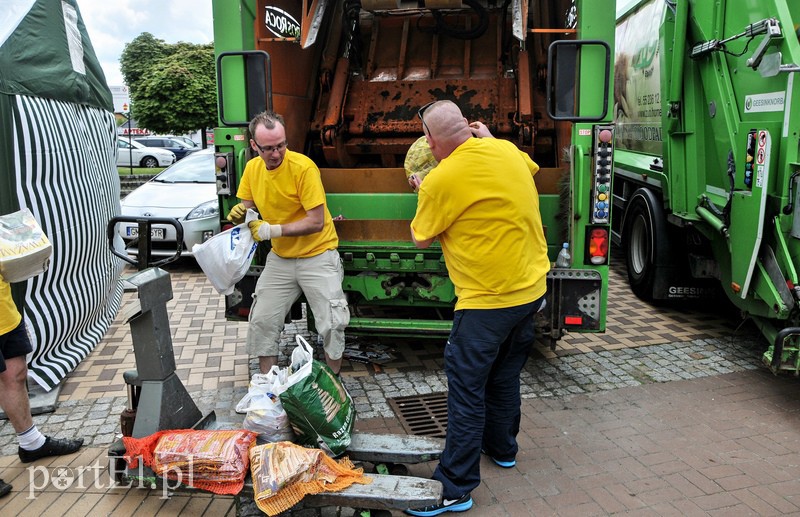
[588,228,609,265]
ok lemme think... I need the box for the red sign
[120,128,149,136]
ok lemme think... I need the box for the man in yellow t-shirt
[406,101,549,516]
[1,276,83,497]
[227,111,349,375]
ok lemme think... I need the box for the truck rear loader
[612,0,800,373]
[212,0,618,348]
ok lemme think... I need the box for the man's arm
[278,204,325,237]
[411,228,435,249]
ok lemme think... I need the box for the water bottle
[555,242,571,268]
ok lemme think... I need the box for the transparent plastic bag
[236,369,295,443]
[0,208,52,282]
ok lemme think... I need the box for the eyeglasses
[253,140,287,154]
[417,101,436,135]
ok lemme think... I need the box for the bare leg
[325,354,342,375]
[258,355,278,374]
[0,356,33,433]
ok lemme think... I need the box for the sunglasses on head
[417,101,436,135]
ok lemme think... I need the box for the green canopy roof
[0,0,112,111]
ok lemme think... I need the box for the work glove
[248,220,283,242]
[227,202,247,224]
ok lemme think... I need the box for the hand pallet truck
[105,217,444,515]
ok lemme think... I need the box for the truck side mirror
[546,40,611,122]
[216,50,273,128]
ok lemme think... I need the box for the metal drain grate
[388,392,448,438]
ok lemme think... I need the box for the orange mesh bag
[249,441,372,516]
[123,429,257,495]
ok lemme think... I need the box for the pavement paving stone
[2,261,798,515]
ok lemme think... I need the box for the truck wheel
[140,156,158,168]
[622,188,669,301]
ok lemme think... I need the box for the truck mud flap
[539,269,603,349]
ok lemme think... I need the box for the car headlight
[186,200,219,220]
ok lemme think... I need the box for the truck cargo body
[212,0,616,347]
[611,0,800,371]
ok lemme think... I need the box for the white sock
[18,425,46,451]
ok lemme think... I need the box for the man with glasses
[227,111,349,375]
[406,100,549,516]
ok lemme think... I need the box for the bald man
[406,101,550,517]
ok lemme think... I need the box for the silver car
[117,138,176,168]
[118,149,219,257]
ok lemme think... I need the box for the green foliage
[120,33,169,98]
[120,34,217,136]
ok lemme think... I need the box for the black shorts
[0,321,33,373]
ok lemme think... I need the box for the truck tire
[140,156,158,168]
[622,188,670,301]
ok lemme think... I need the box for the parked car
[172,136,200,149]
[117,138,176,168]
[134,136,199,160]
[118,149,219,258]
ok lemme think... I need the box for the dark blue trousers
[432,297,542,499]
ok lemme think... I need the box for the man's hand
[248,220,282,242]
[468,121,494,138]
[227,203,247,224]
[408,174,422,192]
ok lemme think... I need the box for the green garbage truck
[611,0,800,372]
[212,0,617,347]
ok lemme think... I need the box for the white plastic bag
[192,209,259,295]
[284,335,315,388]
[236,369,295,443]
[0,208,52,282]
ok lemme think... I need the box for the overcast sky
[77,0,214,87]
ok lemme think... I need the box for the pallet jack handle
[107,216,183,270]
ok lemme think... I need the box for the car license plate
[126,227,165,240]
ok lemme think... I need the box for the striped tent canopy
[0,0,123,390]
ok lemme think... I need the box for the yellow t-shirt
[237,151,338,259]
[1,279,22,335]
[411,137,550,310]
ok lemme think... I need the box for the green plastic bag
[279,336,355,456]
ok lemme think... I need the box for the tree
[120,33,169,99]
[120,34,217,139]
